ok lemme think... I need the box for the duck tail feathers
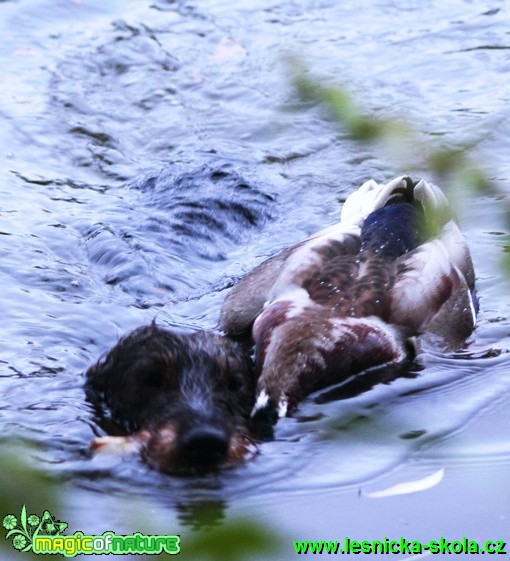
[343,176,454,241]
[341,176,415,227]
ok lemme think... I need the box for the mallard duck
[220,176,477,424]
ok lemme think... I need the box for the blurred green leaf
[0,442,59,560]
[179,518,282,561]
[290,61,490,191]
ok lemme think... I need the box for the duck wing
[220,244,296,336]
[220,221,361,335]
[390,221,477,349]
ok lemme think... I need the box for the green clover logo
[2,515,17,530]
[27,515,40,527]
[12,535,27,550]
[3,505,67,553]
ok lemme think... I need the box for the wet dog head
[86,323,256,474]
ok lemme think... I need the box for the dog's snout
[179,425,229,467]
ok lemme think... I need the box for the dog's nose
[179,426,229,467]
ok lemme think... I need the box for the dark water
[1,0,509,557]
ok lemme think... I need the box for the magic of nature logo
[3,505,180,557]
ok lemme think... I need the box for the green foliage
[290,61,490,193]
[0,442,60,560]
[178,518,283,561]
[294,70,411,143]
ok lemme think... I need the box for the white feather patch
[414,177,449,213]
[252,390,269,415]
[467,289,477,327]
[365,468,445,498]
[341,176,416,228]
[277,399,288,418]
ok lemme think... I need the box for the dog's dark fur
[86,323,256,474]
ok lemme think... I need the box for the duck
[220,176,477,425]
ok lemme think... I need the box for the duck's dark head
[86,324,256,475]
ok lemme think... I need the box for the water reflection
[176,500,227,530]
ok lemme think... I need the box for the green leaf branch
[289,60,490,193]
